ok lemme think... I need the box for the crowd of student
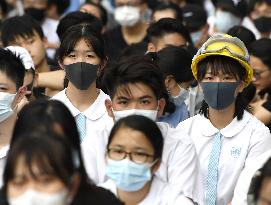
[0,0,271,205]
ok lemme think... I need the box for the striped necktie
[75,113,86,143]
[206,132,222,205]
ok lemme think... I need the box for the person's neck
[208,103,235,130]
[36,58,49,73]
[66,83,99,112]
[122,21,147,45]
[0,113,17,149]
[117,182,151,205]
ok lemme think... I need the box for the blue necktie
[75,113,86,143]
[206,132,222,205]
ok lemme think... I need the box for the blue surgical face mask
[106,159,154,192]
[214,10,241,33]
[200,82,240,110]
[191,30,203,45]
[0,92,16,122]
[170,84,189,106]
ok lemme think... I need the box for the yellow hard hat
[191,33,253,87]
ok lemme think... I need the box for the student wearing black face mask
[23,0,47,23]
[52,24,111,144]
[242,0,271,39]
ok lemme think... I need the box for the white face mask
[114,6,141,27]
[8,189,70,205]
[190,30,203,45]
[214,10,241,33]
[0,91,16,123]
[170,85,189,106]
[113,108,158,122]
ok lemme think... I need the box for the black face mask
[253,16,271,33]
[25,8,46,22]
[65,62,98,90]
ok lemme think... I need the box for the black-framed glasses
[107,148,154,164]
[253,69,269,80]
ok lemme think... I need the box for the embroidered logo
[231,147,241,158]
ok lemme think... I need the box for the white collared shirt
[52,89,114,142]
[232,150,271,205]
[177,111,271,204]
[0,145,9,188]
[100,177,195,205]
[81,121,202,204]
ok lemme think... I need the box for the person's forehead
[12,32,40,45]
[0,70,16,87]
[115,0,142,4]
[153,9,176,22]
[114,83,156,98]
[23,0,47,8]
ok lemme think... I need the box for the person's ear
[68,173,81,200]
[43,37,49,48]
[157,98,166,118]
[147,42,156,52]
[58,60,65,70]
[105,99,114,118]
[15,86,27,105]
[151,160,161,174]
[237,81,245,93]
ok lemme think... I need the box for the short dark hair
[57,11,102,40]
[48,0,70,15]
[107,115,164,159]
[1,15,44,47]
[102,55,165,100]
[58,24,106,63]
[197,55,249,120]
[0,48,25,90]
[152,2,183,21]
[227,26,256,48]
[82,2,108,26]
[249,38,271,69]
[155,45,194,83]
[248,0,271,13]
[147,18,192,44]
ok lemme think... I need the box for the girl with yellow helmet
[177,33,271,205]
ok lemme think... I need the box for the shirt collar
[83,90,110,120]
[201,111,251,138]
[0,145,9,159]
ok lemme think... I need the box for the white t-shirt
[232,150,271,205]
[0,146,9,188]
[177,111,271,204]
[81,121,203,204]
[52,89,114,143]
[100,177,194,205]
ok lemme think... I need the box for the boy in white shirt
[0,49,26,187]
[81,56,202,204]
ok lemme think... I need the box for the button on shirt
[81,121,202,204]
[52,89,114,143]
[177,111,271,204]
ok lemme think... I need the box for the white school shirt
[0,146,9,188]
[232,150,271,205]
[100,177,195,205]
[177,111,271,205]
[81,121,202,204]
[52,89,114,142]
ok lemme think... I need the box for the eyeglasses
[107,148,154,164]
[253,69,269,80]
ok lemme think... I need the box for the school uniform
[232,150,271,205]
[100,177,195,205]
[0,146,9,188]
[177,111,271,204]
[52,89,114,143]
[81,121,203,204]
